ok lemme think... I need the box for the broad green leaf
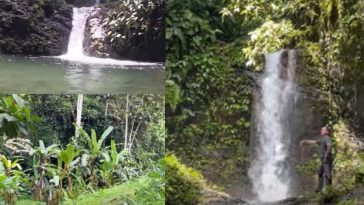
[45,144,59,154]
[90,129,99,155]
[39,140,46,154]
[11,94,24,107]
[101,152,111,163]
[0,114,17,126]
[99,126,113,147]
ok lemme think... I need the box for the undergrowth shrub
[166,155,203,205]
[134,159,165,205]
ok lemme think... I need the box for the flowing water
[0,1,164,93]
[249,50,299,203]
[59,2,152,66]
[61,7,92,60]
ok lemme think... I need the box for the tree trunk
[75,94,84,139]
[67,174,72,193]
[124,94,129,150]
[58,178,63,202]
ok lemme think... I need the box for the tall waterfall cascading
[248,50,299,203]
[63,7,93,59]
[62,0,103,59]
[59,0,155,65]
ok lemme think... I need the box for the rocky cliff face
[0,0,73,56]
[83,6,113,58]
[65,0,96,7]
[84,1,165,62]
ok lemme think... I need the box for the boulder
[266,196,311,205]
[83,6,112,58]
[200,189,249,205]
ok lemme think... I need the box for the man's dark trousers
[317,158,333,191]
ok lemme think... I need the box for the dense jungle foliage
[166,0,364,203]
[101,0,165,61]
[0,94,165,205]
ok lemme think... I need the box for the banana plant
[46,171,61,205]
[58,144,80,194]
[0,155,22,177]
[0,155,25,205]
[31,140,59,201]
[78,126,113,187]
[100,140,121,187]
[81,126,113,157]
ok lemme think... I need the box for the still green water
[0,55,164,93]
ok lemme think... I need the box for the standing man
[300,127,334,192]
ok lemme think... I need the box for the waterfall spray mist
[248,50,299,202]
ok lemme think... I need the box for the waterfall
[63,7,93,59]
[58,0,156,65]
[249,50,299,203]
[61,0,97,60]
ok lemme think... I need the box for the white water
[59,1,157,66]
[249,50,298,203]
[62,7,92,60]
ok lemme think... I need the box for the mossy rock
[166,155,204,205]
